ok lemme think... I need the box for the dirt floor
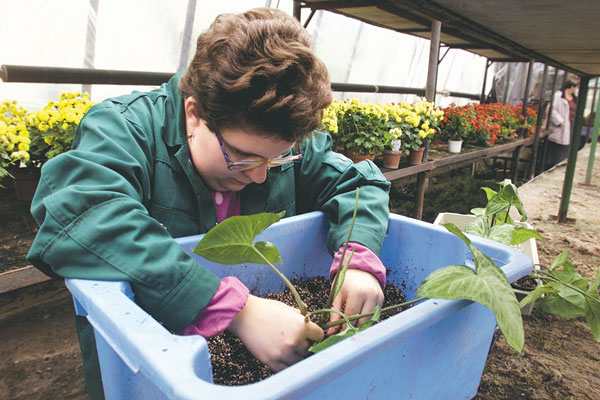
[0,143,598,399]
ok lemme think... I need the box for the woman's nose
[243,163,269,184]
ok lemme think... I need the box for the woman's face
[184,98,295,192]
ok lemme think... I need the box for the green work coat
[27,74,390,334]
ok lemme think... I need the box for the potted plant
[386,100,442,164]
[439,104,475,153]
[0,99,50,199]
[27,91,95,160]
[328,98,386,162]
[381,127,402,168]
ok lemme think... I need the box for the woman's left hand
[327,269,384,336]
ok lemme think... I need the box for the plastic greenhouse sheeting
[1,0,491,110]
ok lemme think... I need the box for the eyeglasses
[215,131,302,171]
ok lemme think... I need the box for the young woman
[546,79,579,168]
[27,8,390,399]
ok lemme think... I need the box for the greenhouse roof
[301,0,600,76]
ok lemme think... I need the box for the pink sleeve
[329,242,387,289]
[179,276,249,338]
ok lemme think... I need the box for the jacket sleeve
[27,103,220,333]
[550,93,565,127]
[295,131,391,256]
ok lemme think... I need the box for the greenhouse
[1,1,599,399]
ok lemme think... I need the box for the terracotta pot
[408,147,425,165]
[345,150,376,163]
[11,169,41,201]
[382,149,402,169]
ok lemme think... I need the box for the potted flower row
[438,103,538,151]
[0,92,95,200]
[321,99,444,168]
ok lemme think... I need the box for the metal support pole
[415,19,441,220]
[480,59,492,103]
[545,68,560,129]
[511,60,534,183]
[558,76,590,223]
[527,64,549,180]
[293,0,301,21]
[585,84,600,185]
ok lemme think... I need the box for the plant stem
[252,247,308,315]
[311,297,426,330]
[318,188,359,325]
[534,271,600,304]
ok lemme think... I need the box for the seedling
[454,179,600,341]
[519,252,600,341]
[465,179,542,247]
[193,188,530,355]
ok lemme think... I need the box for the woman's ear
[184,97,203,136]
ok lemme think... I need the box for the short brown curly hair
[179,8,332,142]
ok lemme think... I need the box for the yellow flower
[18,142,29,151]
[38,110,50,122]
[38,122,49,132]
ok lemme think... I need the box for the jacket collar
[163,72,188,148]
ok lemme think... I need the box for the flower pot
[11,169,41,201]
[512,275,540,316]
[345,150,376,163]
[448,140,463,154]
[408,147,425,165]
[382,149,402,169]
[65,212,532,399]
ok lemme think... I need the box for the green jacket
[27,74,390,333]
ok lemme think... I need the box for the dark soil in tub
[207,275,409,386]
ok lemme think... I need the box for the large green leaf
[518,286,559,308]
[487,223,516,245]
[465,215,489,238]
[417,223,524,353]
[584,288,600,341]
[193,212,285,265]
[485,180,527,222]
[535,295,585,318]
[510,227,543,246]
[550,251,569,270]
[554,284,587,310]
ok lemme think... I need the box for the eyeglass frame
[214,130,302,171]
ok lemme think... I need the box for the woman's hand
[327,269,384,336]
[227,294,324,372]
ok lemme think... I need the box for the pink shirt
[180,191,386,337]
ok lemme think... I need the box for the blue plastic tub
[66,212,532,399]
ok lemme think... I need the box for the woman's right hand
[227,294,324,371]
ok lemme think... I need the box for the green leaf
[584,289,600,341]
[358,303,382,330]
[590,268,600,292]
[550,251,569,270]
[442,223,472,246]
[535,295,585,318]
[309,326,358,353]
[510,227,542,246]
[193,212,285,265]
[517,286,559,308]
[465,216,489,238]
[418,228,523,353]
[470,207,486,217]
[488,224,516,245]
[481,187,497,201]
[486,180,527,222]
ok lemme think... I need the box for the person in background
[27,8,390,399]
[546,79,579,169]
